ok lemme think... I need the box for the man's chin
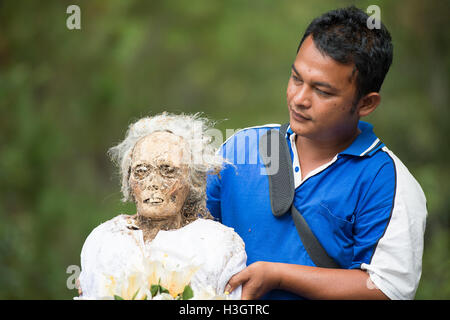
[289,118,311,137]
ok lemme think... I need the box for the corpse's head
[129,131,190,221]
[108,112,224,226]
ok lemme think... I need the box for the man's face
[129,132,190,220]
[287,35,360,142]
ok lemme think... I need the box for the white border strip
[359,138,380,156]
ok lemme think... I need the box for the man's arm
[226,261,389,300]
[206,171,222,221]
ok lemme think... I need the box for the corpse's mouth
[143,197,164,205]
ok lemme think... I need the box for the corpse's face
[286,35,360,143]
[129,132,190,220]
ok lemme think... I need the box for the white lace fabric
[78,216,247,300]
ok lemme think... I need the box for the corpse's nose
[148,184,158,190]
[145,173,163,191]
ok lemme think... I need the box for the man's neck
[295,127,360,179]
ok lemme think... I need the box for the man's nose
[292,85,312,108]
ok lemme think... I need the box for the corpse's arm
[196,220,247,300]
[77,216,128,299]
[77,223,105,298]
[219,233,247,300]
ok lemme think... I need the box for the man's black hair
[298,6,393,103]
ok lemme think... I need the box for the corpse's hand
[76,278,82,296]
[225,261,280,300]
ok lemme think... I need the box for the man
[206,6,427,300]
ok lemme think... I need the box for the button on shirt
[206,121,427,300]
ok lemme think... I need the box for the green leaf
[182,285,194,300]
[150,284,160,297]
[114,295,124,300]
[131,288,140,300]
[159,285,169,294]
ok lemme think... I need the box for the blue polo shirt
[206,121,427,300]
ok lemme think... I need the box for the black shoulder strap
[259,123,340,268]
[259,123,295,217]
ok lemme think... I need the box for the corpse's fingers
[225,268,250,294]
[76,278,82,296]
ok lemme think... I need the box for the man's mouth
[290,108,311,121]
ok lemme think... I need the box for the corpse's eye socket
[133,165,148,180]
[160,164,176,177]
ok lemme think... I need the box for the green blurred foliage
[0,0,448,299]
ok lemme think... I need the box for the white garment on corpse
[78,216,247,299]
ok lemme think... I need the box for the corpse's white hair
[108,112,224,222]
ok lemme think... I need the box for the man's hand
[226,261,280,300]
[226,261,389,300]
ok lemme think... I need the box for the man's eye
[292,75,302,83]
[315,88,332,97]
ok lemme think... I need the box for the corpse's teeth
[144,197,163,204]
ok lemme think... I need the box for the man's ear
[356,92,381,117]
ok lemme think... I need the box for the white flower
[152,293,175,300]
[156,263,199,298]
[100,271,149,300]
[192,285,231,300]
[98,259,200,300]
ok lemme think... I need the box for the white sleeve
[151,219,247,300]
[217,231,247,299]
[361,148,427,300]
[78,222,106,298]
[78,215,146,299]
